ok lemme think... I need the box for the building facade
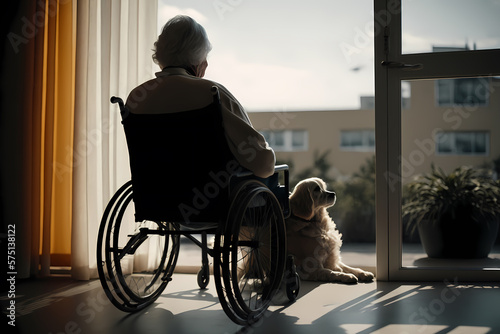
[248,77,500,182]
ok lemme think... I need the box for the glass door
[375,0,500,281]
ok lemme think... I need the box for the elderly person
[126,15,275,178]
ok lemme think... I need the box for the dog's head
[289,177,336,221]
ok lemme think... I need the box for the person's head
[153,15,212,77]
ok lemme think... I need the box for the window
[261,130,308,152]
[436,131,489,155]
[436,78,490,106]
[340,130,375,152]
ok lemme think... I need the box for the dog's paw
[340,273,358,284]
[358,271,375,282]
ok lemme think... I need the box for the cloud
[207,54,314,111]
[207,53,362,111]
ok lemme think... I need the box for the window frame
[374,0,500,281]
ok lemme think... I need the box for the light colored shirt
[125,67,275,178]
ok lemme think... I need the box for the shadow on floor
[12,274,500,334]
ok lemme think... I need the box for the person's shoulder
[127,77,161,98]
[125,77,166,110]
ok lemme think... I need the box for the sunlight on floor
[281,284,425,326]
[15,274,500,334]
[272,281,378,326]
[360,285,421,309]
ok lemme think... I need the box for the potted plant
[403,165,500,259]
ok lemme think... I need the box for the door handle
[381,61,423,71]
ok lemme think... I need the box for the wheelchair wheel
[97,181,180,312]
[214,180,286,325]
[197,265,210,289]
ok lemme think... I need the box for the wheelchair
[96,86,300,325]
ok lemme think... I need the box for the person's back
[126,15,275,179]
[127,71,215,115]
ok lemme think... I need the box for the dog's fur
[286,177,374,283]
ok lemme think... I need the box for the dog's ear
[290,185,315,221]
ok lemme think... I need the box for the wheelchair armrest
[274,164,288,172]
[274,164,289,193]
[273,165,290,218]
[233,164,288,178]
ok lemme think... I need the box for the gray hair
[153,15,212,68]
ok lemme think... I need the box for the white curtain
[72,0,158,280]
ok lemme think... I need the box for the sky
[157,0,500,111]
[402,0,500,53]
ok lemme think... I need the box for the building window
[261,130,308,152]
[436,78,490,106]
[340,130,375,152]
[436,131,489,155]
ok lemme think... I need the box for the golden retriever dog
[286,177,374,283]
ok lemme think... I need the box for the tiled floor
[10,272,500,334]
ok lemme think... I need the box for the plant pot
[418,217,499,259]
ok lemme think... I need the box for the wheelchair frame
[97,88,299,326]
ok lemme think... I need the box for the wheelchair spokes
[97,182,180,312]
[214,181,286,325]
[113,224,169,300]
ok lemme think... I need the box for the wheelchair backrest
[121,87,240,223]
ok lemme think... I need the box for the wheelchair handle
[110,96,124,107]
[110,96,130,120]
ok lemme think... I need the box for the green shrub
[331,156,376,242]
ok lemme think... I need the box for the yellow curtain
[44,0,75,269]
[48,0,76,267]
[4,0,155,278]
[31,0,76,273]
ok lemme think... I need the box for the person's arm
[216,85,276,178]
